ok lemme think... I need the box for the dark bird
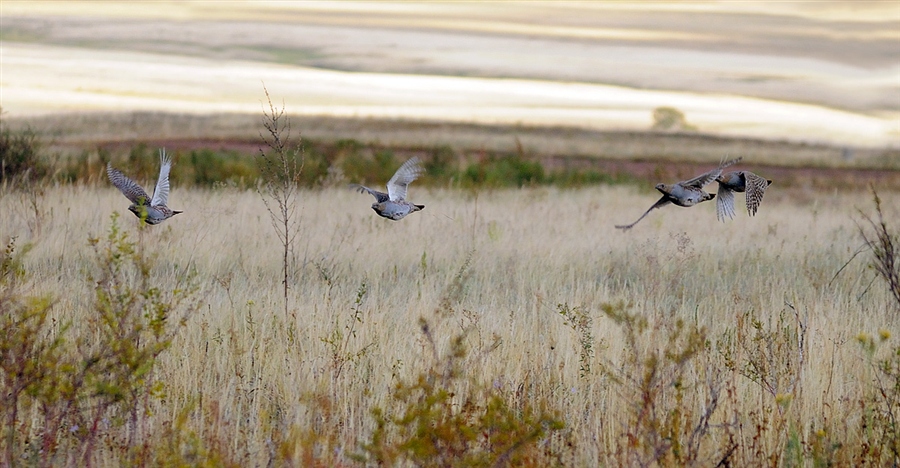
[715,170,772,221]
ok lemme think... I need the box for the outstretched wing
[107,163,151,205]
[150,148,172,207]
[681,156,743,188]
[350,184,390,203]
[386,157,424,202]
[615,195,672,230]
[716,184,736,222]
[744,172,770,216]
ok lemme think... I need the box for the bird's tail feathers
[719,155,743,170]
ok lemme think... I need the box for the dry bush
[859,189,900,309]
[256,87,304,319]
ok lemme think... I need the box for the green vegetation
[0,113,46,183]
[5,122,639,190]
[357,322,566,467]
[356,255,567,466]
[0,215,200,466]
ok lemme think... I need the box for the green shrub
[342,147,399,187]
[0,120,45,182]
[427,145,456,181]
[356,320,565,467]
[0,237,58,465]
[462,155,545,188]
[357,255,567,466]
[188,149,258,187]
[597,302,732,466]
[0,214,200,465]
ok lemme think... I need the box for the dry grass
[2,181,899,464]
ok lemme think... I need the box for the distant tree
[652,106,696,132]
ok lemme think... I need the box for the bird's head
[716,172,740,185]
[655,183,672,195]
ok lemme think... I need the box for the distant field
[2,1,898,147]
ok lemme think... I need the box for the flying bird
[351,157,425,221]
[107,148,182,225]
[715,170,772,221]
[615,157,742,230]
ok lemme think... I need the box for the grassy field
[3,178,899,465]
[3,2,899,464]
[3,2,898,147]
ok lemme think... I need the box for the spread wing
[107,163,151,205]
[350,184,390,203]
[615,195,672,230]
[681,156,743,188]
[386,157,424,202]
[744,172,770,216]
[716,184,736,222]
[150,148,172,207]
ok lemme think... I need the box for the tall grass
[1,181,898,465]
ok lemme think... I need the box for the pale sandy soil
[1,1,898,147]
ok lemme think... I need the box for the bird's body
[715,170,771,221]
[371,199,425,221]
[656,183,715,207]
[127,204,180,225]
[616,157,742,230]
[351,157,425,221]
[107,149,182,225]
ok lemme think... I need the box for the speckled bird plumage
[351,157,425,221]
[107,149,182,225]
[716,170,772,221]
[615,157,742,230]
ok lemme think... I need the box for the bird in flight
[351,156,425,221]
[107,148,182,225]
[615,157,742,230]
[715,170,772,221]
